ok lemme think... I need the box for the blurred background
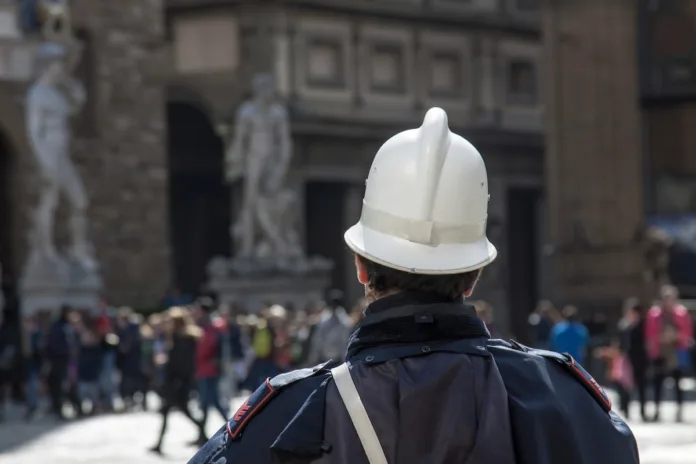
[0,0,695,462]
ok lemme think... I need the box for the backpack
[488,340,640,464]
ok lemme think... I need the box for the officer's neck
[363,288,401,305]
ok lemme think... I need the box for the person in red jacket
[644,285,694,422]
[193,298,229,435]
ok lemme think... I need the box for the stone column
[543,0,645,305]
[343,183,364,306]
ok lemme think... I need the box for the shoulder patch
[497,340,612,413]
[564,354,612,413]
[509,340,612,412]
[227,360,334,440]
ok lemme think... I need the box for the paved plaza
[0,394,695,463]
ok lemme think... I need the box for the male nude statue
[226,74,301,259]
[26,41,95,269]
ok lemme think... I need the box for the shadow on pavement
[0,403,122,454]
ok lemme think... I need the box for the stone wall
[543,0,646,305]
[69,0,170,306]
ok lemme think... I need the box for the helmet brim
[344,222,497,275]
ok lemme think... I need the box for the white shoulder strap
[330,363,388,464]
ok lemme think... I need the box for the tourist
[193,298,228,433]
[549,305,590,365]
[645,285,693,422]
[306,289,352,365]
[76,325,103,416]
[46,305,76,420]
[150,307,206,454]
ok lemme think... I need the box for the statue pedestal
[207,255,334,313]
[20,256,102,315]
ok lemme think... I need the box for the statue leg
[255,200,289,256]
[61,158,96,269]
[236,169,261,258]
[32,181,60,261]
[233,196,255,258]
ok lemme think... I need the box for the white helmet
[344,107,497,274]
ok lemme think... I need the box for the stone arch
[168,84,217,120]
[0,85,35,278]
[167,98,230,294]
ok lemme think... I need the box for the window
[429,52,464,98]
[506,59,538,105]
[306,38,346,89]
[369,43,406,94]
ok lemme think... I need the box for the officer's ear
[355,255,369,285]
[463,268,482,298]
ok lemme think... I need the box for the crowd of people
[0,288,366,451]
[528,284,695,423]
[0,282,693,451]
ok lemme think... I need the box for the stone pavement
[0,396,695,463]
[628,403,696,464]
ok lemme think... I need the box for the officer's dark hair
[356,254,481,301]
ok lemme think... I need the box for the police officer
[189,108,639,464]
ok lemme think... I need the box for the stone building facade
[0,0,544,335]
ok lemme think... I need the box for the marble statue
[224,73,302,259]
[208,74,332,311]
[26,39,96,270]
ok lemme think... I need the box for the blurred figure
[306,289,352,365]
[268,305,292,372]
[97,310,118,412]
[527,300,556,349]
[139,321,156,411]
[618,299,647,421]
[116,307,143,411]
[473,300,500,338]
[645,285,693,422]
[241,313,278,391]
[23,314,45,420]
[193,298,228,433]
[160,286,194,310]
[46,305,76,419]
[288,310,312,367]
[0,318,17,422]
[549,305,589,365]
[77,325,103,415]
[150,307,206,454]
[148,313,167,395]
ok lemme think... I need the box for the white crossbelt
[331,363,388,464]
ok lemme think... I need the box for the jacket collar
[347,291,489,358]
